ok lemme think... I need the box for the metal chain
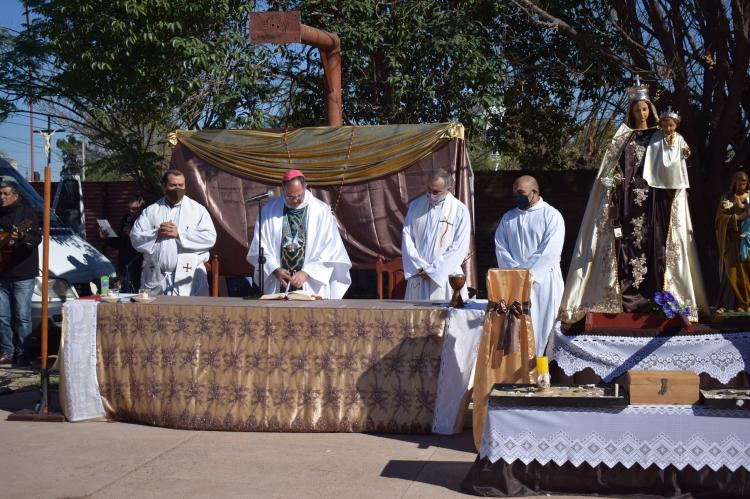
[331,126,355,215]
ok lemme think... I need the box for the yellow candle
[536,356,549,375]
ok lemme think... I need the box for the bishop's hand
[273,268,292,287]
[290,270,308,288]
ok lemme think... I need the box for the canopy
[170,123,476,290]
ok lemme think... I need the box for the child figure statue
[642,107,691,190]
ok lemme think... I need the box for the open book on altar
[259,290,322,301]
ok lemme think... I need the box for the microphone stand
[244,196,269,299]
[257,198,266,296]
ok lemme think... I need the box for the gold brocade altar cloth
[96,297,447,433]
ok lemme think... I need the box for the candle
[536,356,549,375]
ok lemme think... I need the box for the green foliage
[0,0,272,189]
[269,0,506,141]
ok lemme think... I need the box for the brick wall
[32,180,147,269]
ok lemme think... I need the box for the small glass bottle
[100,275,109,297]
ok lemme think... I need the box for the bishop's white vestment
[130,196,217,296]
[495,198,565,356]
[402,192,471,301]
[247,190,352,299]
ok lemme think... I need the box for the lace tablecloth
[551,329,750,383]
[479,404,750,471]
[432,300,485,434]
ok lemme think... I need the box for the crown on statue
[626,75,650,103]
[660,106,681,124]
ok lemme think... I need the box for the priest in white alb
[247,169,352,299]
[402,169,471,301]
[494,175,565,356]
[130,169,217,296]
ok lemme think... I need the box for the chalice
[448,274,466,308]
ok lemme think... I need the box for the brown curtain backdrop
[171,126,476,290]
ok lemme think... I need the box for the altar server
[247,169,352,299]
[130,169,217,296]
[402,168,471,301]
[494,175,565,356]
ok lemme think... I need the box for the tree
[507,0,750,292]
[265,1,507,146]
[0,0,274,190]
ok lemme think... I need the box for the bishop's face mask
[165,188,186,204]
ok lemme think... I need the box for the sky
[0,1,65,182]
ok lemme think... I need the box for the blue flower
[662,291,675,304]
[654,292,666,306]
[664,309,675,319]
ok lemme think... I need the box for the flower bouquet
[584,291,693,333]
[652,291,692,329]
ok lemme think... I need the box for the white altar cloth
[479,404,750,471]
[432,300,485,434]
[551,330,750,383]
[57,301,106,422]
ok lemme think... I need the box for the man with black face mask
[130,170,216,295]
[494,175,565,356]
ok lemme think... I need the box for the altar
[462,403,750,497]
[549,326,750,388]
[58,297,484,433]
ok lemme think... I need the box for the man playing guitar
[0,179,40,366]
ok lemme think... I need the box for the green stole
[281,205,308,289]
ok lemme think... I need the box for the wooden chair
[204,254,220,297]
[375,255,406,299]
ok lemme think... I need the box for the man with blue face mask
[402,169,471,301]
[494,175,565,356]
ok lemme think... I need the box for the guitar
[0,219,34,272]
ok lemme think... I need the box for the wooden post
[212,254,219,298]
[8,115,64,421]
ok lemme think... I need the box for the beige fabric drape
[173,130,477,290]
[96,299,446,433]
[472,269,536,449]
[169,123,464,185]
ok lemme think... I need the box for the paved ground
[0,376,595,499]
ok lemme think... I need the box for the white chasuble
[247,190,352,299]
[494,198,565,356]
[402,192,471,301]
[130,196,217,296]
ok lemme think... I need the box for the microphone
[244,190,275,204]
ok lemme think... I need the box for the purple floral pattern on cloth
[96,303,446,433]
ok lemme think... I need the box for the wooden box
[625,370,699,405]
[585,312,692,333]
